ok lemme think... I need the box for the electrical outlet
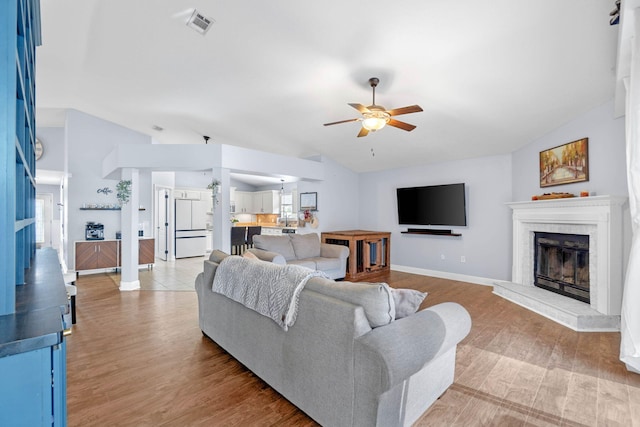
[461,256,466,263]
[440,254,445,260]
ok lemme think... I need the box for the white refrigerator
[175,199,207,258]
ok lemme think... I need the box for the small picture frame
[300,192,317,210]
[539,138,589,188]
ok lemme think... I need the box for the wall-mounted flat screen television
[396,183,467,226]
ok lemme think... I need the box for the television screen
[396,183,467,226]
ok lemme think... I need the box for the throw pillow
[306,277,395,328]
[209,249,229,263]
[243,251,259,260]
[290,233,321,259]
[392,288,427,319]
[253,235,297,261]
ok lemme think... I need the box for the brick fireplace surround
[493,195,628,331]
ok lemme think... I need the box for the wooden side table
[321,230,391,281]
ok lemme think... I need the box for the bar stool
[63,272,77,325]
[246,226,262,248]
[231,226,247,255]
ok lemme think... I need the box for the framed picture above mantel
[539,138,589,188]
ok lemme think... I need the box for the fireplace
[492,195,627,331]
[534,232,589,303]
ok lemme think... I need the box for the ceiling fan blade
[349,103,371,114]
[357,127,369,138]
[387,118,417,132]
[323,118,360,126]
[386,105,423,116]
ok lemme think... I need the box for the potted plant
[116,180,132,206]
[207,179,221,210]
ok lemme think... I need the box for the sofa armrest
[320,243,349,259]
[247,248,286,265]
[354,302,471,391]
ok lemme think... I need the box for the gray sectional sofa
[249,233,349,279]
[195,250,472,427]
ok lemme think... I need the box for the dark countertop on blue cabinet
[0,248,66,358]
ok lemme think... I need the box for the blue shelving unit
[1,0,40,313]
[0,1,67,425]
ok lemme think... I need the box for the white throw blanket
[212,256,327,330]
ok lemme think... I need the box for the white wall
[175,171,212,189]
[359,155,513,281]
[358,100,628,283]
[35,127,65,170]
[511,100,627,201]
[297,156,359,234]
[64,110,153,269]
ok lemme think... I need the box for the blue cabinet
[0,249,68,426]
[0,341,67,425]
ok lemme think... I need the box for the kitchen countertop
[234,223,297,229]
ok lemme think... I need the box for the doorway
[35,193,53,248]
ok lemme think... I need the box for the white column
[119,168,140,291]
[620,8,640,374]
[211,167,231,253]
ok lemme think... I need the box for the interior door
[155,188,170,261]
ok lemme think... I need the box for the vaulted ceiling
[36,0,619,173]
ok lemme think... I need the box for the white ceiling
[35,0,619,174]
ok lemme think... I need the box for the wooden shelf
[80,208,146,211]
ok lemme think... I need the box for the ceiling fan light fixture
[362,111,390,131]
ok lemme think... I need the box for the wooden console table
[321,230,391,281]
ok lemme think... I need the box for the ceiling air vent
[187,10,214,35]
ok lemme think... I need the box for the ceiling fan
[323,77,423,137]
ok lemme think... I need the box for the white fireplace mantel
[494,195,628,331]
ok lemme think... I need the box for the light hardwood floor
[67,258,640,426]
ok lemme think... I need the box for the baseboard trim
[119,280,141,291]
[390,264,496,286]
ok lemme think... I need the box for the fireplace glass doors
[534,232,589,303]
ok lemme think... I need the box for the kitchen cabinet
[232,191,280,214]
[253,191,280,214]
[261,227,283,236]
[175,190,201,200]
[75,239,156,271]
[235,191,254,213]
[138,238,156,265]
[75,240,119,270]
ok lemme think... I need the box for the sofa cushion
[392,289,428,319]
[253,235,297,261]
[306,277,395,328]
[310,257,341,271]
[288,259,316,270]
[290,233,321,259]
